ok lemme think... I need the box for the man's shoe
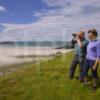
[83,81,87,86]
[79,79,84,83]
[69,76,74,79]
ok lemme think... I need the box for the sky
[0,0,100,41]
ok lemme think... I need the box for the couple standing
[69,29,100,91]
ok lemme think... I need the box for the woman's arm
[93,41,100,70]
[93,58,100,70]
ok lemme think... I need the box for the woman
[82,29,100,91]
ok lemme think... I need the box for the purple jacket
[86,40,100,61]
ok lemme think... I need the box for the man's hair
[79,31,85,35]
[88,29,98,37]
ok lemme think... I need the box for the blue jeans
[80,59,98,79]
[69,54,85,79]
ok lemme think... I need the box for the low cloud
[0,0,100,41]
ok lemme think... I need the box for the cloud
[42,0,100,8]
[0,6,6,12]
[0,0,100,41]
[42,0,71,8]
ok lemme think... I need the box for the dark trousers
[80,59,98,79]
[69,54,85,79]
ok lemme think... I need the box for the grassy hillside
[0,52,100,100]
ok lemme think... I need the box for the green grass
[0,52,100,100]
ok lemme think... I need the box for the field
[0,52,100,100]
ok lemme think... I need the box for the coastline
[0,46,73,67]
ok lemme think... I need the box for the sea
[0,41,70,49]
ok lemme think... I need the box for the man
[69,31,88,80]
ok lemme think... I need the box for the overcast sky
[0,0,100,41]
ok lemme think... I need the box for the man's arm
[76,37,88,48]
[77,39,84,48]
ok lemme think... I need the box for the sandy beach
[0,46,73,67]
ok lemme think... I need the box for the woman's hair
[88,29,98,37]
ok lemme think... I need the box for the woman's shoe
[91,85,97,92]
